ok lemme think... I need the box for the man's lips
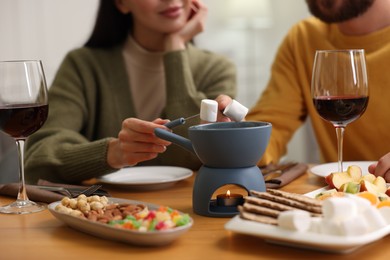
[159,6,183,18]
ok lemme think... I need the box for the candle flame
[226,190,231,197]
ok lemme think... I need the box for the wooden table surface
[1,167,390,260]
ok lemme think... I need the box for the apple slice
[325,172,353,190]
[373,176,387,194]
[360,180,381,195]
[362,174,376,183]
[346,165,362,182]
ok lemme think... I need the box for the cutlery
[72,184,103,197]
[261,162,298,181]
[34,184,105,198]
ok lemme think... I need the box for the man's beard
[305,0,375,23]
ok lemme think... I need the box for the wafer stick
[238,206,278,225]
[266,189,322,207]
[250,190,322,214]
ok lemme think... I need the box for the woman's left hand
[164,0,208,51]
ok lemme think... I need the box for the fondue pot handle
[154,127,195,154]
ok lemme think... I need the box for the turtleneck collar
[123,35,164,72]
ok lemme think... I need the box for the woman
[25,0,237,184]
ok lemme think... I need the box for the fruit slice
[373,176,387,194]
[360,180,382,195]
[346,165,362,182]
[377,200,390,208]
[356,191,379,206]
[325,172,353,190]
[362,173,376,183]
[340,182,361,194]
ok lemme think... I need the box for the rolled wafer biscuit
[250,190,322,214]
[242,202,281,218]
[245,196,295,212]
[266,189,323,207]
[238,206,278,225]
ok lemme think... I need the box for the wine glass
[311,49,368,173]
[0,60,49,214]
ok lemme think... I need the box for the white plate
[310,161,376,177]
[96,166,193,190]
[225,215,390,253]
[48,197,193,246]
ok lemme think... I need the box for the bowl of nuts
[48,195,193,246]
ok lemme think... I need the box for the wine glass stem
[15,139,29,201]
[335,126,345,172]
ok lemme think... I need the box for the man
[217,0,390,179]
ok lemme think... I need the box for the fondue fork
[164,114,200,129]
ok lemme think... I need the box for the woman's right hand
[107,118,172,169]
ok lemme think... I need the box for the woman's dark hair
[84,0,133,48]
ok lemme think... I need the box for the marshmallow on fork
[200,99,248,122]
[223,99,249,122]
[200,99,218,122]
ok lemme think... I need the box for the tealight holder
[193,165,265,217]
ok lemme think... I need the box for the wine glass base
[0,199,46,214]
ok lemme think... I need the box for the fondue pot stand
[155,120,272,217]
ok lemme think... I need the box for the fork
[71,184,103,198]
[35,184,102,198]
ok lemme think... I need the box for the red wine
[0,104,48,138]
[313,96,368,126]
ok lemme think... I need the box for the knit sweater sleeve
[25,49,117,184]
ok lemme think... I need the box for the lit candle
[216,190,244,207]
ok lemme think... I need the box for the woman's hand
[368,152,390,182]
[107,118,172,169]
[164,0,208,51]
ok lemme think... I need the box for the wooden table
[1,168,390,260]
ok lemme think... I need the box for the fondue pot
[155,120,271,217]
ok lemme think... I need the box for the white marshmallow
[378,207,390,225]
[319,219,341,236]
[322,197,358,222]
[200,99,218,122]
[362,206,388,231]
[223,99,248,122]
[346,194,372,213]
[277,210,311,232]
[339,214,370,236]
[308,217,323,233]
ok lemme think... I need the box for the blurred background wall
[0,0,320,181]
